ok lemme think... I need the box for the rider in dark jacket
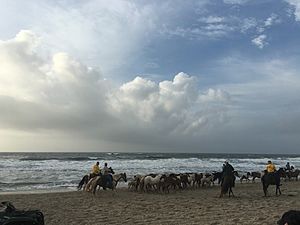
[222,161,235,186]
[222,161,234,176]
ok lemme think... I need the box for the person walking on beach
[91,161,101,178]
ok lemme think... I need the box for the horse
[250,171,262,182]
[286,169,300,181]
[261,168,285,197]
[219,171,235,198]
[239,172,251,183]
[77,173,104,191]
[193,173,203,188]
[159,174,182,193]
[143,174,163,192]
[212,172,223,185]
[91,167,115,194]
[201,174,214,187]
[129,175,143,191]
[112,172,127,188]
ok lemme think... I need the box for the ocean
[0,152,299,193]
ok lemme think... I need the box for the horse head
[277,168,285,177]
[233,171,239,177]
[109,167,115,174]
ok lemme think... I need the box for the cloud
[0,30,231,150]
[264,14,280,27]
[223,0,249,4]
[161,23,235,40]
[240,18,258,33]
[285,0,300,21]
[252,34,267,49]
[198,16,225,23]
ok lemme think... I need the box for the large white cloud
[0,31,230,151]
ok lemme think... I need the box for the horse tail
[77,175,88,190]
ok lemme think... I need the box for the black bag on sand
[0,202,44,225]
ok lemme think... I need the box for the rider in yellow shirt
[91,161,101,178]
[266,160,276,173]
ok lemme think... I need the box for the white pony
[201,174,214,187]
[143,174,162,192]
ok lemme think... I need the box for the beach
[1,181,299,225]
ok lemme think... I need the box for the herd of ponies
[77,166,300,197]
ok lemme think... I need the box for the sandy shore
[1,181,299,225]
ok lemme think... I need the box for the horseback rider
[222,161,235,186]
[265,160,276,174]
[285,162,291,172]
[90,161,101,178]
[102,162,113,188]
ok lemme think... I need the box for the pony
[201,174,214,187]
[212,172,223,185]
[129,175,143,191]
[239,172,251,183]
[261,168,285,196]
[193,173,203,188]
[250,171,262,182]
[143,174,162,192]
[159,174,182,193]
[286,169,300,181]
[219,171,235,198]
[112,172,127,188]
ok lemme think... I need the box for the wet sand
[1,181,299,225]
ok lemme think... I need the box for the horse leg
[276,185,281,196]
[229,187,234,197]
[219,190,223,198]
[263,184,268,197]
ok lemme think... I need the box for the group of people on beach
[223,160,295,174]
[266,160,296,173]
[215,159,298,189]
[90,159,296,189]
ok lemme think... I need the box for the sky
[0,0,300,153]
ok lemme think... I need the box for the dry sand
[1,181,299,225]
